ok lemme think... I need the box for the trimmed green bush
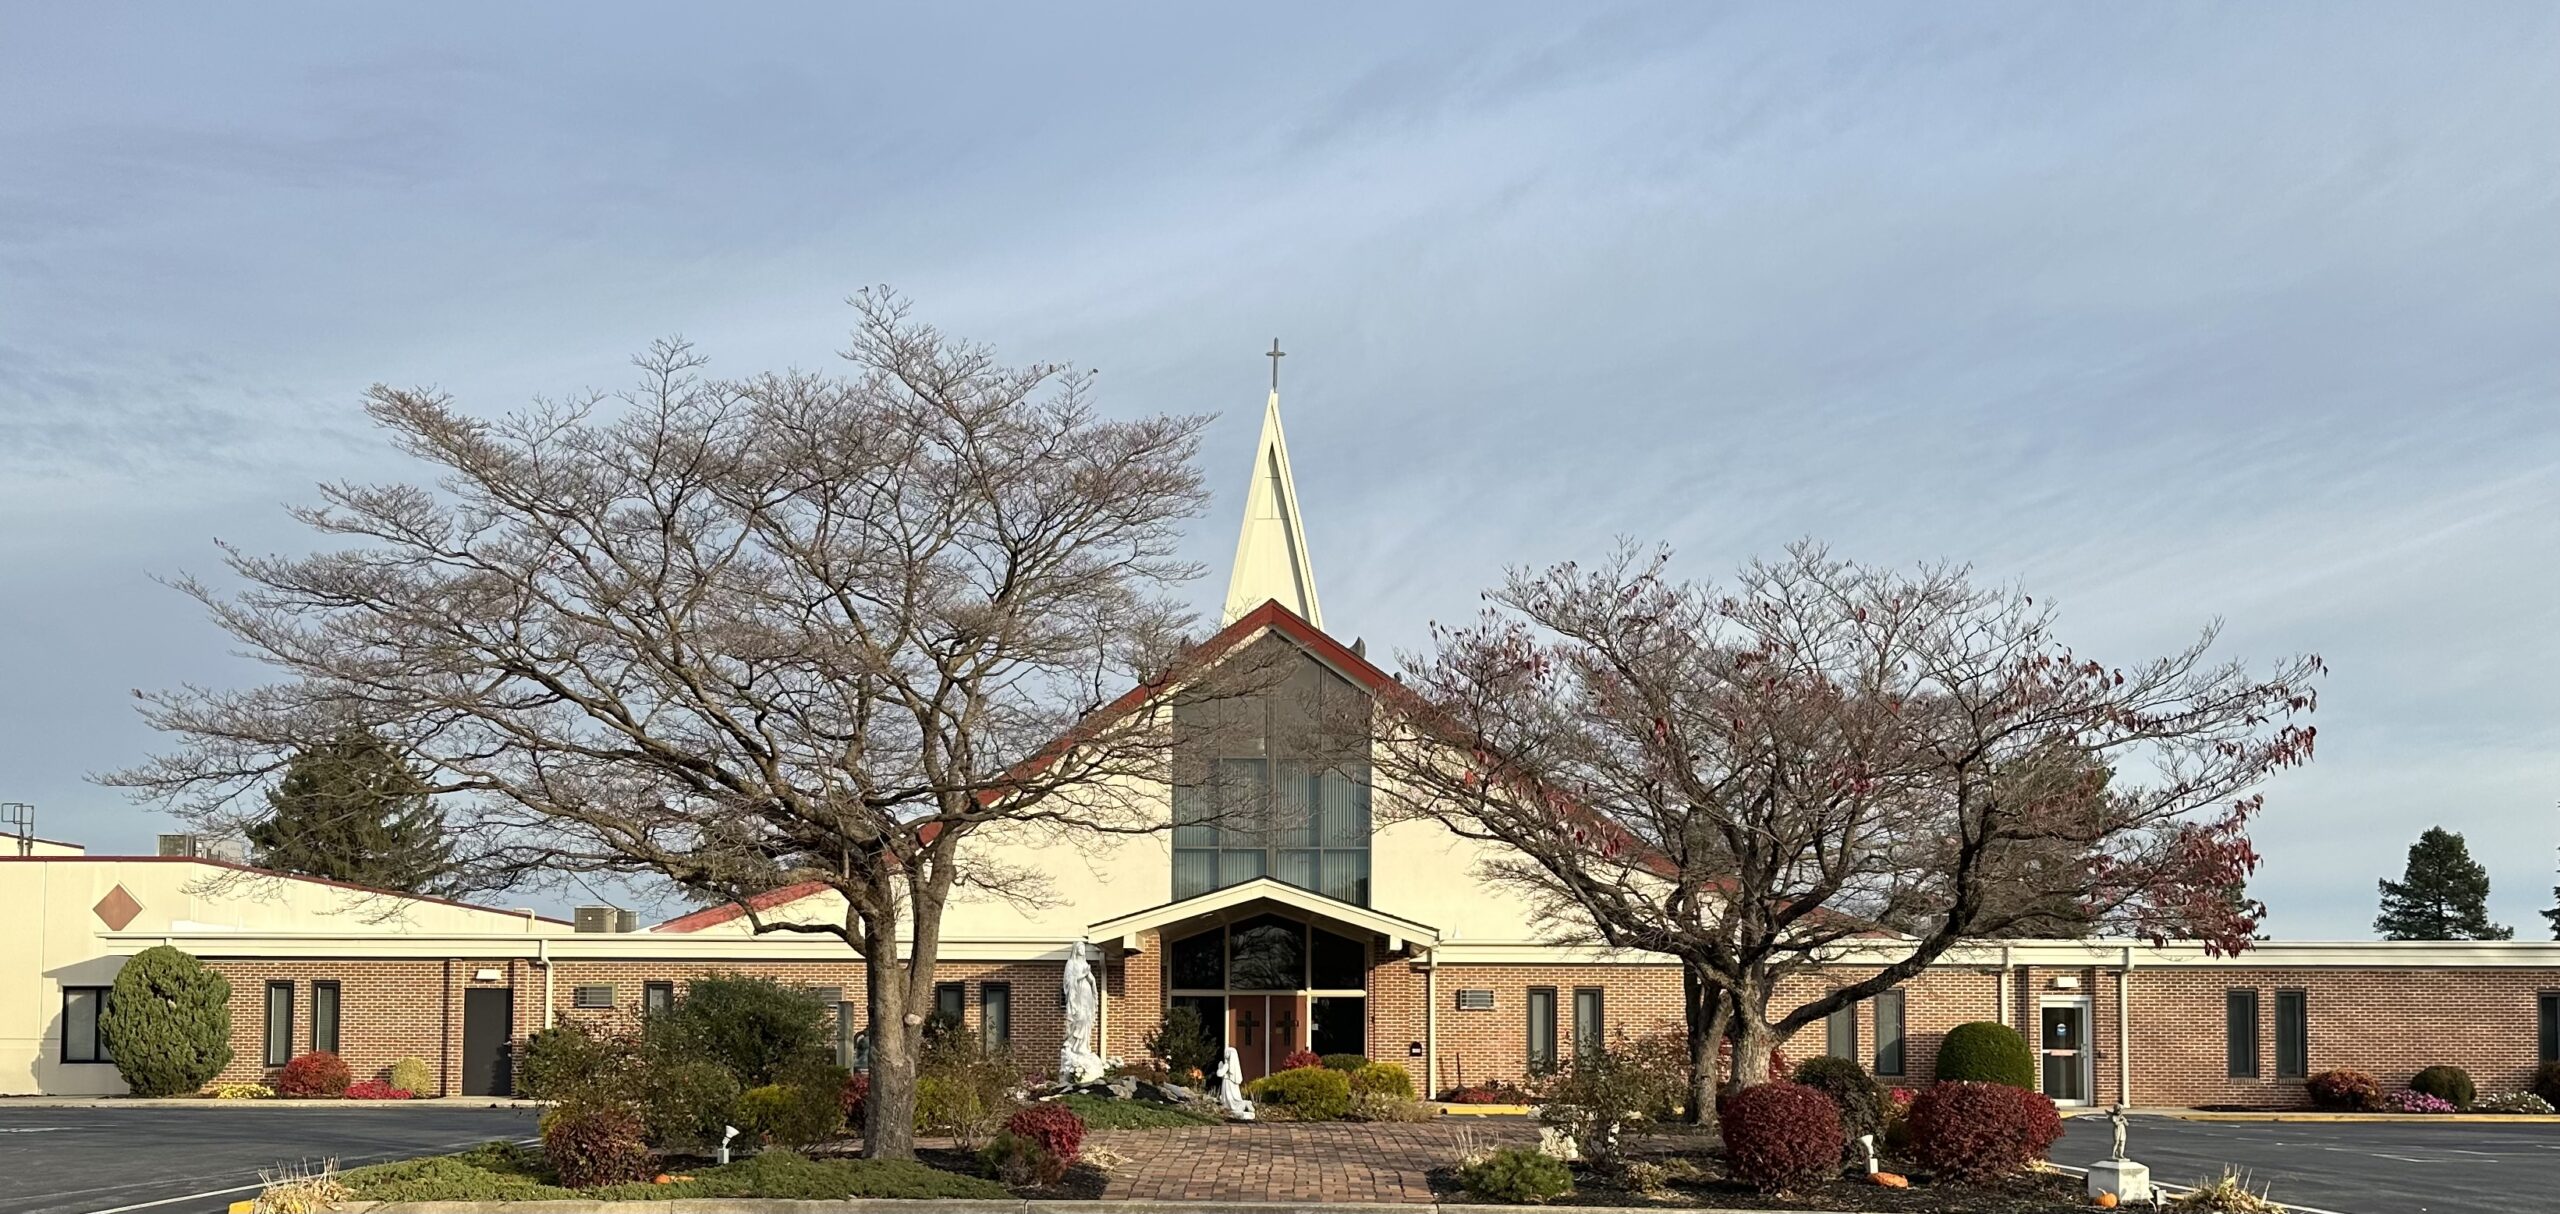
[1790,1054,1887,1156]
[2410,1065,2476,1110]
[1455,1145,1573,1203]
[737,1081,845,1149]
[520,1022,633,1102]
[98,945,233,1097]
[1933,1021,2035,1089]
[1321,1053,1370,1072]
[648,975,832,1087]
[388,1056,436,1096]
[638,1057,742,1154]
[1245,1065,1352,1121]
[1351,1062,1415,1100]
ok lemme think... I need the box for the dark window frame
[1526,986,1558,1072]
[265,980,295,1067]
[643,982,675,1017]
[2541,992,2560,1064]
[981,982,1012,1051]
[931,981,966,1037]
[2274,988,2307,1080]
[1826,1003,1857,1061]
[1572,987,1605,1056]
[61,985,113,1064]
[1873,989,1905,1077]
[311,980,341,1056]
[2225,988,2259,1079]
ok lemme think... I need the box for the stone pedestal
[2087,1159,2152,1204]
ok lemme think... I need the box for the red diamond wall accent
[94,885,143,931]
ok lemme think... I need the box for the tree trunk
[1681,960,1731,1128]
[861,922,920,1160]
[1724,983,1779,1093]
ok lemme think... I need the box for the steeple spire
[1222,344,1322,628]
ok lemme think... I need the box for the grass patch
[340,1142,1009,1202]
[1050,1093,1220,1129]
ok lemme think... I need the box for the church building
[11,375,2560,1108]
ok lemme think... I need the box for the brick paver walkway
[1088,1120,1537,1203]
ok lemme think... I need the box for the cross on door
[1237,1008,1259,1046]
[1273,1007,1296,1045]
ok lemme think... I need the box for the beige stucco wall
[0,857,559,1095]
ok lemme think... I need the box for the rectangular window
[2274,989,2307,1079]
[1526,986,1558,1071]
[1826,1004,1857,1060]
[1874,989,1905,1077]
[1572,987,1605,1056]
[643,982,675,1017]
[932,981,966,1036]
[980,983,1012,1051]
[312,981,341,1055]
[265,981,295,1067]
[2542,993,2560,1064]
[62,986,111,1064]
[1456,989,1495,1011]
[573,985,615,1010]
[2225,989,2259,1079]
[839,1001,863,1071]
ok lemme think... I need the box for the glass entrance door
[2039,1002,2091,1104]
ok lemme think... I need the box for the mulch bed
[910,1147,1108,1200]
[1430,1136,2090,1213]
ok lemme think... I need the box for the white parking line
[80,1183,264,1214]
[2048,1162,2360,1214]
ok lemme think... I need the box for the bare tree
[1373,543,2320,1118]
[105,289,1232,1157]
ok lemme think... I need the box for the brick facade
[198,943,2560,1110]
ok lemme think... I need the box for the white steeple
[1221,343,1322,628]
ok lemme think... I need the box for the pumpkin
[1872,1173,1910,1188]
[653,1175,675,1186]
[2095,1193,2120,1208]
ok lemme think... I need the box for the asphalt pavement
[2054,1114,2560,1214]
[0,1103,537,1214]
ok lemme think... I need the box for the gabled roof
[653,599,1388,933]
[1087,876,1440,949]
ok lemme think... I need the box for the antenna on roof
[2,803,31,857]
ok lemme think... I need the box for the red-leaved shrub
[1719,1081,1842,1191]
[1443,1081,1533,1104]
[1280,1049,1322,1072]
[1003,1102,1086,1183]
[840,1071,871,1127]
[274,1051,352,1098]
[1907,1081,2063,1182]
[344,1079,414,1100]
[543,1103,654,1189]
[2306,1069,2382,1111]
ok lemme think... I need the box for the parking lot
[2055,1114,2560,1214]
[0,1104,537,1214]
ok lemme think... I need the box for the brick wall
[205,960,450,1092]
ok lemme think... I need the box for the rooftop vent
[574,905,640,933]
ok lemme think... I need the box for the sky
[2,3,2555,934]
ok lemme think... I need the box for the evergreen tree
[2375,826,2512,940]
[246,729,453,893]
[100,945,233,1096]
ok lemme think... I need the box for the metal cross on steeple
[1266,338,1285,391]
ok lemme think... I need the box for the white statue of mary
[1215,1045,1256,1120]
[1057,944,1106,1086]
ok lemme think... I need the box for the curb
[1431,1104,1534,1117]
[2156,1110,2560,1124]
[0,1096,544,1109]
[326,1205,1873,1214]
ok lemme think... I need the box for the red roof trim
[650,600,1393,933]
[0,854,573,925]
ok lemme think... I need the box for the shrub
[2409,1065,2475,1110]
[1445,1080,1534,1104]
[520,1022,634,1103]
[388,1057,436,1097]
[2305,1069,2382,1112]
[980,1103,1084,1185]
[2383,1088,2456,1114]
[2170,1167,2284,1213]
[1906,1080,2063,1182]
[1279,1048,1322,1071]
[1789,1055,1886,1157]
[1052,1093,1220,1128]
[1531,1030,1688,1164]
[638,1058,743,1153]
[276,1051,353,1098]
[542,1102,654,1189]
[1933,1022,2035,1089]
[1350,1091,1437,1121]
[1245,1066,1352,1121]
[840,1071,871,1129]
[1145,1004,1218,1078]
[1720,1080,1843,1192]
[99,945,234,1097]
[207,1081,275,1099]
[1351,1062,1415,1100]
[2477,1091,2555,1114]
[647,975,833,1087]
[1455,1145,1573,1203]
[345,1079,415,1100]
[1321,1053,1370,1072]
[738,1081,846,1149]
[916,1029,1020,1147]
[2534,1062,2560,1109]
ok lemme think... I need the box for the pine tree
[101,945,233,1096]
[2375,826,2512,940]
[246,729,453,893]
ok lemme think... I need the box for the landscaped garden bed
[1428,1154,2089,1213]
[337,1141,1012,1202]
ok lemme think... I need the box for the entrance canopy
[1086,876,1439,954]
